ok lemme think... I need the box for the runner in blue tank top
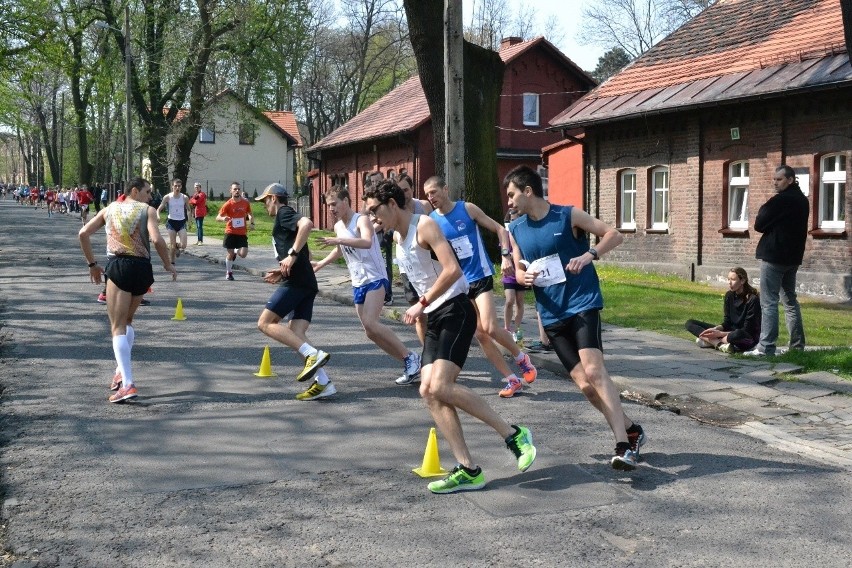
[425,176,538,398]
[505,165,648,471]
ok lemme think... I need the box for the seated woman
[686,267,760,353]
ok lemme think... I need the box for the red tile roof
[551,0,851,128]
[263,111,303,147]
[309,37,593,152]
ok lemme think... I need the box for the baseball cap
[255,183,289,200]
[193,181,202,187]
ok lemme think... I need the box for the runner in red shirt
[215,181,254,280]
[78,186,94,224]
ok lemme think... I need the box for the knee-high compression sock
[115,325,135,376]
[225,257,233,273]
[112,335,133,387]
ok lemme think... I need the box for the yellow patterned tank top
[105,201,151,258]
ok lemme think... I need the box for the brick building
[549,0,851,298]
[306,37,595,229]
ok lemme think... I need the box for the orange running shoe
[109,384,138,403]
[517,353,537,384]
[499,378,524,398]
[110,372,122,391]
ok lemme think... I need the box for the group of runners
[79,167,647,494]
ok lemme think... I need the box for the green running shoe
[296,350,330,382]
[505,425,536,472]
[427,465,486,494]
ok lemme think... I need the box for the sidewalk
[181,233,852,471]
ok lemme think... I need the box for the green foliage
[591,47,631,83]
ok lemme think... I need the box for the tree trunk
[403,0,505,256]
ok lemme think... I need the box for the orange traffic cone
[254,345,277,378]
[171,298,186,321]
[412,427,448,477]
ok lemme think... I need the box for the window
[619,169,637,229]
[728,161,749,229]
[538,165,549,201]
[820,154,846,229]
[238,123,256,145]
[522,93,539,126]
[650,166,669,230]
[199,124,215,144]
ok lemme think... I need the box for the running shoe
[742,347,767,357]
[499,377,523,398]
[626,424,646,455]
[139,298,151,306]
[695,337,713,348]
[175,248,182,258]
[611,443,637,471]
[110,372,122,391]
[384,294,394,306]
[427,465,486,494]
[96,293,107,304]
[108,384,138,403]
[505,425,536,472]
[296,350,330,382]
[400,352,422,383]
[295,380,337,401]
[226,272,234,281]
[395,372,420,386]
[516,353,537,384]
[717,343,733,354]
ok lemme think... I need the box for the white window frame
[199,125,215,144]
[620,169,636,229]
[522,93,539,126]
[820,153,846,229]
[651,166,669,230]
[728,161,749,230]
[537,165,549,201]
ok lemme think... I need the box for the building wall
[544,141,584,206]
[583,90,851,297]
[165,96,295,198]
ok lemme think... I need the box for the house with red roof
[156,90,303,199]
[549,0,851,297]
[306,37,596,228]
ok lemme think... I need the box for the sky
[462,0,606,71]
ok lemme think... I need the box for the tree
[582,0,716,58]
[402,0,505,243]
[591,47,632,83]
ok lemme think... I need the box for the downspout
[696,115,704,279]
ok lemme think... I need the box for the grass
[192,205,851,378]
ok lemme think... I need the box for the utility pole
[59,91,65,187]
[444,0,464,199]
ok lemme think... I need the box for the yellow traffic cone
[171,298,186,321]
[412,427,448,477]
[254,345,277,377]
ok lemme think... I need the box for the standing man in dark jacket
[745,165,809,356]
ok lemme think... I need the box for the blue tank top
[429,201,493,283]
[509,205,603,326]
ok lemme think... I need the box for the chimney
[499,37,524,50]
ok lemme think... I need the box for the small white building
[147,90,303,199]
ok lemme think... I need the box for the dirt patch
[622,390,753,428]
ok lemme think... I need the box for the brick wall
[584,90,851,297]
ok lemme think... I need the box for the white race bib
[449,235,473,259]
[231,217,245,228]
[528,253,566,287]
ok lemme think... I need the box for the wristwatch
[588,247,599,260]
[500,247,511,257]
[287,247,299,257]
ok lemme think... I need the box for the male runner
[313,187,421,383]
[255,184,334,400]
[505,165,646,470]
[216,181,254,280]
[425,176,537,398]
[79,177,176,403]
[157,179,192,263]
[365,180,536,494]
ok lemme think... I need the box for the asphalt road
[0,200,849,567]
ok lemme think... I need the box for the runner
[78,186,93,224]
[157,179,192,264]
[425,176,537,398]
[313,187,421,384]
[255,183,334,400]
[188,182,207,245]
[216,181,254,280]
[364,180,536,494]
[505,165,646,470]
[78,177,176,403]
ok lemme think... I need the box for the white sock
[505,373,520,383]
[315,368,330,386]
[112,335,133,387]
[225,258,233,272]
[298,343,318,357]
[115,326,135,376]
[514,352,527,363]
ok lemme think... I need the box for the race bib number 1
[528,253,566,287]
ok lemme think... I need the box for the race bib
[232,217,245,228]
[527,253,566,287]
[449,235,473,259]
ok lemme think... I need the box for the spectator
[686,267,760,353]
